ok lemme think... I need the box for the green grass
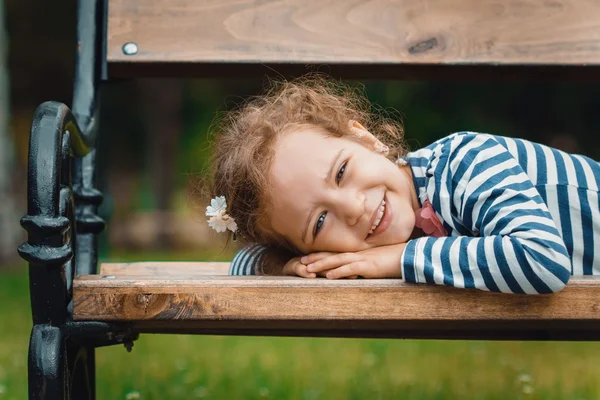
[2,260,600,400]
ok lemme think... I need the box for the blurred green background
[2,0,600,399]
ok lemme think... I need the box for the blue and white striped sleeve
[401,133,572,294]
[229,244,267,275]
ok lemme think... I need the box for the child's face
[267,126,419,254]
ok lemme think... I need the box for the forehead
[272,128,341,187]
[267,128,347,245]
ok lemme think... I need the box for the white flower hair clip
[206,196,238,234]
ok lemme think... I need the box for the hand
[281,256,316,278]
[301,243,407,279]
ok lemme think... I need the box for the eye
[336,161,347,184]
[314,212,327,237]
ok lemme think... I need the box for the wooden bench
[18,0,600,399]
[77,262,600,340]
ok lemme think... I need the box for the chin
[368,231,403,248]
[386,223,414,245]
[387,197,414,241]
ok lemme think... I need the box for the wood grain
[73,275,600,339]
[100,262,230,276]
[107,0,600,78]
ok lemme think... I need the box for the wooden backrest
[107,0,600,79]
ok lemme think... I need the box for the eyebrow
[301,149,345,245]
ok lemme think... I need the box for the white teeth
[368,200,386,234]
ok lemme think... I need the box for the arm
[229,244,265,275]
[229,244,316,277]
[402,133,572,294]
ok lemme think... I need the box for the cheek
[267,202,299,239]
[390,191,416,234]
[402,212,416,231]
[363,156,391,178]
[312,220,363,253]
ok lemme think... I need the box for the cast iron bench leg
[19,103,108,400]
[67,344,95,400]
[28,325,96,400]
[29,325,66,400]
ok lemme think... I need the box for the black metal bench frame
[18,1,138,398]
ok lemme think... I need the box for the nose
[336,189,365,226]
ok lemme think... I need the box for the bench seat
[71,262,600,340]
[100,262,231,276]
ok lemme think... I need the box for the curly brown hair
[206,74,408,274]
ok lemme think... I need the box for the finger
[282,261,315,278]
[307,253,360,273]
[325,262,365,280]
[301,252,337,265]
[308,253,360,273]
[281,261,297,276]
[311,267,359,279]
[295,263,316,279]
[315,268,337,278]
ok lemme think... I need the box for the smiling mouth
[368,200,386,235]
[366,195,391,239]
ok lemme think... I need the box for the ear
[348,120,376,142]
[348,120,389,156]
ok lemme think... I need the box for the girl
[206,75,600,294]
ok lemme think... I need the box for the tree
[0,0,19,263]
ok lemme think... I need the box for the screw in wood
[122,42,138,55]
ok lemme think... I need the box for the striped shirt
[229,132,600,294]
